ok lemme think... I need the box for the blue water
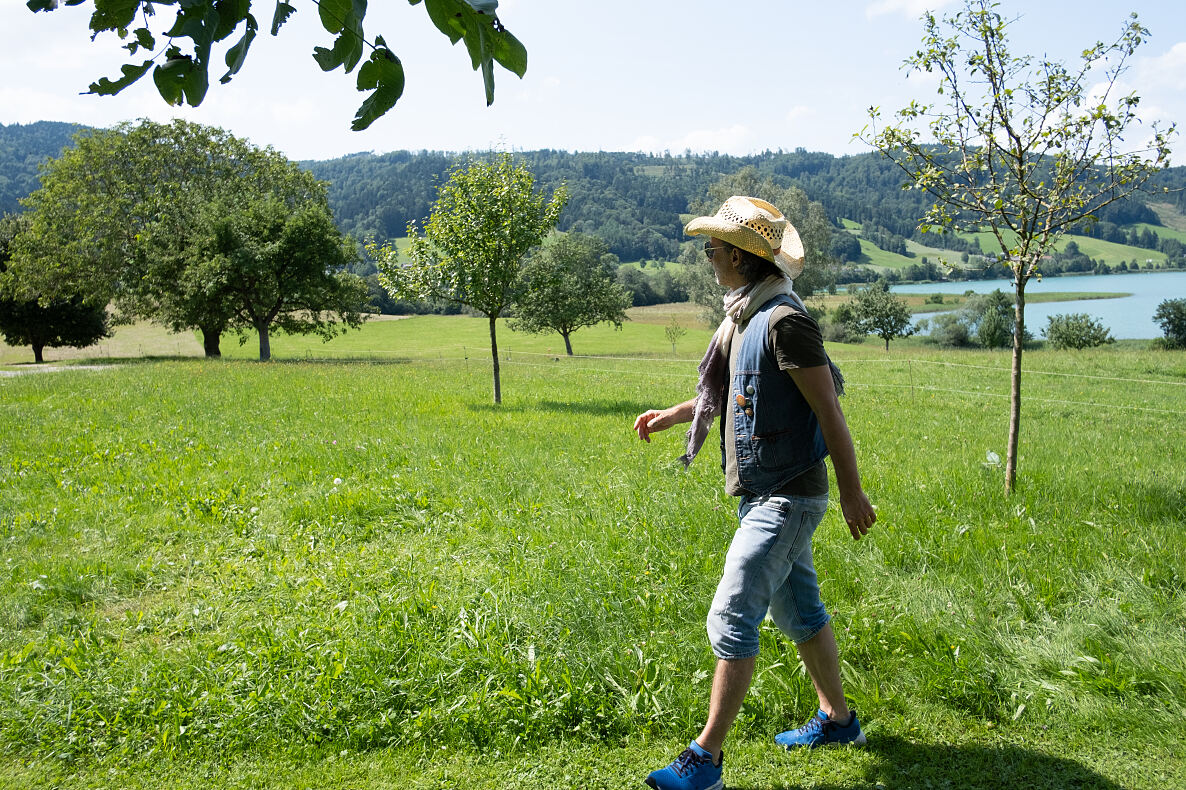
[890,271,1186,339]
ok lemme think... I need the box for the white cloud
[865,0,952,20]
[508,75,563,105]
[635,124,755,156]
[1134,41,1186,93]
[783,106,817,125]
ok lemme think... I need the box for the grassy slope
[1,318,1184,788]
[1147,201,1186,232]
[960,231,1167,266]
[840,217,1175,272]
[1132,222,1186,245]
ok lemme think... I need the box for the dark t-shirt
[723,303,829,497]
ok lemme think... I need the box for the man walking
[633,197,877,790]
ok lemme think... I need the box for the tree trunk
[200,327,222,358]
[258,323,271,362]
[884,336,890,352]
[489,315,501,404]
[32,343,44,364]
[1005,281,1026,495]
[562,331,573,356]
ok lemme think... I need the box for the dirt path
[0,364,114,377]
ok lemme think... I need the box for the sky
[2,0,1184,164]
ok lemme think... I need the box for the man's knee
[706,605,761,660]
[769,598,830,645]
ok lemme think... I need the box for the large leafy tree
[13,119,366,358]
[16,121,261,354]
[374,154,566,403]
[862,0,1175,493]
[193,195,368,361]
[24,0,527,131]
[0,214,108,363]
[510,233,630,355]
[851,282,915,352]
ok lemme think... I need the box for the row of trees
[1,129,637,372]
[2,121,369,362]
[372,154,631,403]
[822,286,1184,353]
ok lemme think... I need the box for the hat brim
[775,226,805,281]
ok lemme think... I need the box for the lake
[891,270,1186,339]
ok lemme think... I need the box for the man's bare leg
[694,656,756,761]
[795,622,851,721]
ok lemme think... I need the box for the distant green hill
[3,120,1184,280]
[0,121,86,215]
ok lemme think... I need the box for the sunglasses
[703,240,727,259]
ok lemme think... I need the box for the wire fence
[263,344,1186,417]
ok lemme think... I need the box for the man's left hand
[839,489,876,541]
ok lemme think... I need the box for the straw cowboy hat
[684,196,805,280]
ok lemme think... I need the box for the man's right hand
[634,399,697,443]
[633,409,670,443]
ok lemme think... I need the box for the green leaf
[339,31,365,72]
[270,1,296,35]
[313,0,366,72]
[87,0,138,32]
[352,48,405,131]
[184,64,210,106]
[491,27,527,78]
[87,59,154,96]
[152,57,194,106]
[318,0,351,34]
[214,0,251,41]
[476,22,493,103]
[220,15,257,84]
[423,0,467,44]
[312,42,345,72]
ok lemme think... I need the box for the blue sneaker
[644,741,723,790]
[775,709,866,749]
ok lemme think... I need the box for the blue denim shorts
[706,493,831,659]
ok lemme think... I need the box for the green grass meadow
[2,316,1185,789]
[836,218,1175,273]
[958,232,1168,268]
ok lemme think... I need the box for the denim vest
[724,293,829,497]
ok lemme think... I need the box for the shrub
[820,302,865,343]
[964,290,1014,349]
[1153,298,1186,348]
[927,311,971,347]
[976,307,1012,349]
[1043,313,1115,349]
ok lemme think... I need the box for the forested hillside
[307,148,1186,273]
[0,121,85,215]
[4,120,1184,271]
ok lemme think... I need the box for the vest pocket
[751,429,800,471]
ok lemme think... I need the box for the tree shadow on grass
[730,736,1123,790]
[466,399,656,418]
[1121,479,1186,525]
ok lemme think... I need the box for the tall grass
[1,321,1184,784]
